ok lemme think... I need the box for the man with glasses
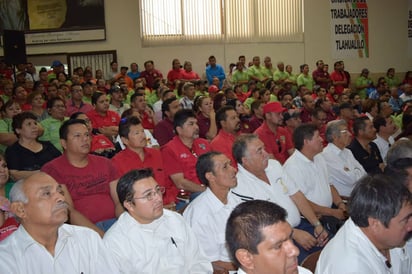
[65,83,93,117]
[104,168,212,273]
[320,120,366,198]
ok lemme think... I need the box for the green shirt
[232,70,250,92]
[39,117,68,152]
[355,76,371,99]
[385,76,401,88]
[297,73,315,91]
[248,65,266,88]
[0,118,13,155]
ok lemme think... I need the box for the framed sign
[0,0,105,45]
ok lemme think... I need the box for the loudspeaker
[3,30,27,65]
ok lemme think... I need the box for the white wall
[2,0,411,76]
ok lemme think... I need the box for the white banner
[331,0,369,58]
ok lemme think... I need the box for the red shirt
[141,111,155,130]
[91,134,115,152]
[167,68,184,89]
[330,70,347,95]
[140,69,163,89]
[181,70,200,81]
[87,109,120,129]
[300,107,312,123]
[197,113,211,139]
[42,154,117,223]
[254,123,294,164]
[111,147,175,205]
[161,136,211,200]
[154,118,175,146]
[210,130,238,167]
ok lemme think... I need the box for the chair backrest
[300,250,322,273]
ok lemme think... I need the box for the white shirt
[316,218,411,274]
[232,160,301,227]
[0,224,118,274]
[237,266,313,274]
[283,150,333,207]
[183,188,241,262]
[153,99,163,123]
[320,143,367,197]
[373,134,395,163]
[103,210,213,274]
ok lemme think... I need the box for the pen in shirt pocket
[171,236,177,248]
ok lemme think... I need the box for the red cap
[208,85,219,93]
[263,102,286,115]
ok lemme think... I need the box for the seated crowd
[0,56,411,273]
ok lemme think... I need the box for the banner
[330,0,369,58]
[409,0,412,57]
[0,0,105,45]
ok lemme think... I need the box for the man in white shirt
[231,134,328,263]
[184,151,240,273]
[321,120,366,197]
[316,175,412,274]
[226,200,313,274]
[283,124,347,235]
[373,115,397,163]
[103,168,212,273]
[0,172,118,274]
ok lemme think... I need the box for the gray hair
[232,134,259,165]
[325,119,347,143]
[9,179,28,204]
[386,138,412,167]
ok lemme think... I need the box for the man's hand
[293,229,317,250]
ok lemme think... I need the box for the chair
[300,250,322,273]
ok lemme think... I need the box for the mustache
[54,201,69,211]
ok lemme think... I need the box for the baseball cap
[263,102,286,115]
[51,60,63,67]
[208,85,219,93]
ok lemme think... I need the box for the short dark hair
[232,134,259,165]
[46,97,65,109]
[161,97,178,117]
[349,174,412,228]
[91,92,105,105]
[70,112,85,120]
[59,119,87,140]
[293,123,318,151]
[117,168,154,211]
[196,151,222,186]
[353,116,370,136]
[118,116,142,138]
[225,200,288,268]
[215,106,235,130]
[173,109,196,132]
[373,115,387,132]
[130,92,144,104]
[12,112,38,137]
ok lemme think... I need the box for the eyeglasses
[132,186,165,201]
[340,129,349,134]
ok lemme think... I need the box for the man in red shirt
[111,116,176,208]
[210,106,241,166]
[254,102,294,164]
[161,109,211,208]
[312,59,331,90]
[140,60,163,89]
[154,97,181,146]
[130,92,155,131]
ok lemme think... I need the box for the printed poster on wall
[408,0,412,58]
[331,0,369,58]
[0,0,105,45]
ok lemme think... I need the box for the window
[140,0,303,46]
